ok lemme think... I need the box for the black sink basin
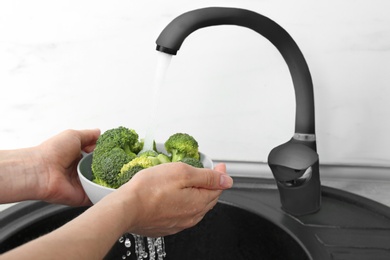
[0,201,308,260]
[1,176,390,260]
[163,202,308,260]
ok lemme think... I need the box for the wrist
[97,187,139,234]
[0,147,47,203]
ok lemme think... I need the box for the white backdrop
[1,0,389,168]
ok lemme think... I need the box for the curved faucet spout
[156,7,321,215]
[156,7,315,135]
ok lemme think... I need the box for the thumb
[188,167,233,190]
[214,163,226,174]
[77,129,101,152]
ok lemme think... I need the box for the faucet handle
[268,139,321,216]
[268,141,318,181]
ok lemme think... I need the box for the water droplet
[124,234,167,259]
[125,238,131,248]
[122,255,126,259]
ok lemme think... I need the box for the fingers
[119,162,231,237]
[203,191,220,212]
[185,165,233,190]
[77,129,101,152]
[187,193,219,228]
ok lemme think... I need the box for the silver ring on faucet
[293,133,316,141]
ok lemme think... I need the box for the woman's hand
[112,162,233,237]
[0,136,233,259]
[0,129,100,205]
[36,129,101,206]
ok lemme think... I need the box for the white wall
[1,0,389,167]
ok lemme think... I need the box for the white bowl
[78,145,213,204]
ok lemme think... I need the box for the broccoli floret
[121,156,158,171]
[138,150,171,165]
[116,153,168,187]
[137,150,162,166]
[179,157,204,168]
[165,133,200,162]
[95,126,141,157]
[138,150,159,158]
[116,165,145,187]
[91,126,142,188]
[92,177,112,188]
[90,127,204,189]
[91,147,133,188]
[117,156,158,186]
[156,153,171,164]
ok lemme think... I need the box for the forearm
[0,148,44,203]
[1,191,132,259]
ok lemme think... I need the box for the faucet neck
[156,7,315,134]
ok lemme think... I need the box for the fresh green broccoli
[179,157,204,168]
[156,153,171,164]
[91,147,133,188]
[117,156,158,186]
[121,156,159,171]
[95,126,141,157]
[91,126,142,188]
[92,177,112,188]
[116,151,171,186]
[138,150,159,158]
[90,127,204,189]
[164,133,200,162]
[116,165,145,187]
[138,150,171,164]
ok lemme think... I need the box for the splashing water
[125,238,132,248]
[118,52,170,259]
[119,233,166,260]
[141,52,173,152]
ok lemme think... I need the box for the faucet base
[276,161,321,216]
